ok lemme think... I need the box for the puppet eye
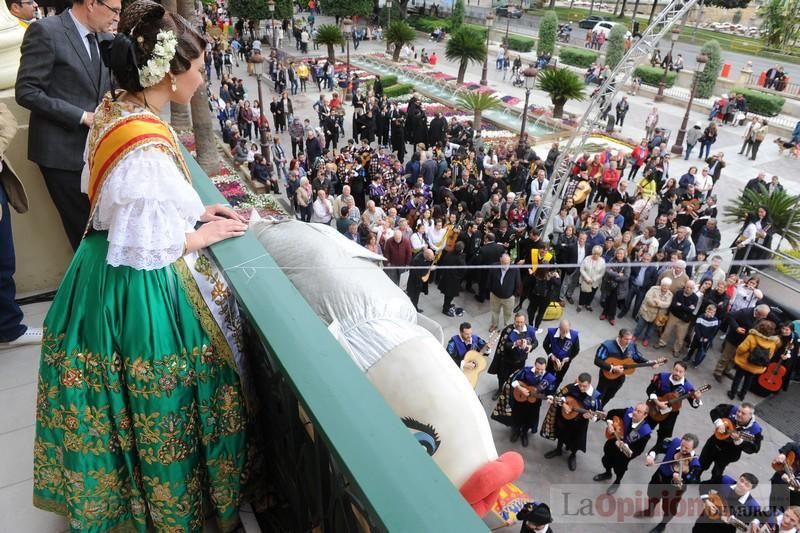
[402,417,441,456]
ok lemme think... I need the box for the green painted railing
[184,148,487,532]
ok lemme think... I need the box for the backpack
[747,345,771,367]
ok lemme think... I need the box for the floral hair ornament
[138,29,178,88]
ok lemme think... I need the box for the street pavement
[209,23,799,532]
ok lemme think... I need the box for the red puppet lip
[459,451,525,517]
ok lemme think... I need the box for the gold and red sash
[87,113,189,208]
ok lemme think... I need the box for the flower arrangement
[138,30,178,88]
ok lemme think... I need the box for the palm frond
[536,68,586,101]
[386,20,416,46]
[723,189,800,249]
[456,92,503,112]
[315,24,344,45]
[445,27,487,64]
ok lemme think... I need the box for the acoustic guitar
[771,450,800,491]
[713,418,756,443]
[703,491,749,531]
[462,331,500,389]
[556,395,607,421]
[647,384,711,422]
[602,357,667,380]
[604,415,633,457]
[512,383,548,404]
[758,340,793,393]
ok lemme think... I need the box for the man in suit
[487,253,520,332]
[15,0,117,250]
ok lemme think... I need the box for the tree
[445,27,487,84]
[537,67,585,118]
[604,24,627,69]
[537,11,558,56]
[315,24,344,64]
[456,92,503,128]
[451,0,465,32]
[648,0,658,25]
[759,0,785,48]
[696,40,722,99]
[706,0,750,7]
[326,0,373,18]
[386,21,417,62]
[397,0,410,18]
[724,189,800,249]
[631,0,642,26]
[228,0,292,23]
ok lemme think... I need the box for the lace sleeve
[92,146,205,270]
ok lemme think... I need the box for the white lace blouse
[82,146,205,270]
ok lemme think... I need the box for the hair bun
[100,33,144,92]
[121,0,165,31]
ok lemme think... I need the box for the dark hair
[101,0,205,93]
[673,361,687,371]
[459,322,472,332]
[577,372,592,383]
[741,472,759,488]
[681,433,699,449]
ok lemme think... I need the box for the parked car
[496,5,523,18]
[578,15,608,29]
[592,20,620,37]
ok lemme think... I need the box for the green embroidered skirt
[34,232,247,532]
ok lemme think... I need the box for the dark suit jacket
[16,11,111,170]
[488,266,521,299]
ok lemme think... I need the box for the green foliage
[705,0,750,7]
[456,92,503,124]
[732,9,743,24]
[274,0,293,19]
[758,0,800,50]
[505,35,537,52]
[724,189,800,249]
[559,48,599,67]
[383,83,415,97]
[604,24,627,69]
[386,21,417,61]
[406,15,450,32]
[445,26,488,83]
[696,40,722,99]
[325,0,373,18]
[228,0,268,21]
[537,67,585,118]
[633,65,678,87]
[537,11,558,56]
[368,75,398,88]
[451,0,465,31]
[775,249,800,280]
[732,87,786,116]
[315,24,343,63]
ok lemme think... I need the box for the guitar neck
[623,361,656,369]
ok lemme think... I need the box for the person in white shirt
[310,189,333,224]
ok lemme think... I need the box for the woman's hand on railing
[186,218,248,252]
[200,203,246,223]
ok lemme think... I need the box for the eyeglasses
[19,1,38,5]
[97,0,121,16]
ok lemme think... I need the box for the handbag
[747,345,771,367]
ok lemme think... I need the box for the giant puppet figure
[250,217,524,516]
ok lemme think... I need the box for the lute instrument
[713,418,757,443]
[771,450,800,492]
[647,384,711,422]
[602,356,667,380]
[703,491,749,531]
[604,415,633,457]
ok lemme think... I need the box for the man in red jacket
[383,229,412,286]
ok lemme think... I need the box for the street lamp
[249,53,272,168]
[517,66,538,150]
[267,0,276,49]
[480,11,495,86]
[385,0,393,53]
[670,53,708,156]
[655,28,680,102]
[343,17,353,102]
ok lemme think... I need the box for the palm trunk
[549,0,556,8]
[327,43,336,64]
[618,0,628,17]
[393,44,401,61]
[474,110,481,127]
[398,0,409,18]
[589,0,595,15]
[613,0,621,16]
[457,61,467,84]
[631,0,641,26]
[552,98,566,118]
[569,0,576,8]
[648,0,658,25]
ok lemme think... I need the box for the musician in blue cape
[698,402,763,483]
[542,372,602,472]
[769,442,800,513]
[646,361,704,442]
[491,357,555,447]
[488,313,538,399]
[593,403,653,495]
[543,319,580,389]
[594,328,662,407]
[446,321,488,368]
[692,473,761,533]
[634,433,702,533]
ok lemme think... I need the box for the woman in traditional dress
[33,2,249,531]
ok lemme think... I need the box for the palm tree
[456,92,503,128]
[537,67,585,119]
[315,24,344,64]
[631,0,642,27]
[386,21,417,62]
[445,27,487,84]
[724,189,800,249]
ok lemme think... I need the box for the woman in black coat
[391,113,407,162]
[437,241,467,316]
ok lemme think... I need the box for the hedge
[406,16,486,39]
[367,74,398,88]
[559,48,598,68]
[733,86,786,117]
[383,83,415,98]
[505,35,536,53]
[633,65,677,88]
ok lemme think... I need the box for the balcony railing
[185,148,487,532]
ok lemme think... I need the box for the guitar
[513,383,549,404]
[703,491,749,531]
[604,415,633,457]
[713,418,757,443]
[462,331,500,389]
[555,395,607,421]
[758,340,793,392]
[647,384,711,422]
[771,450,800,492]
[602,357,668,380]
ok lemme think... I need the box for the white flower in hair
[138,29,178,88]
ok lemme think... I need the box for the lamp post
[480,11,495,86]
[385,0,392,53]
[655,28,680,101]
[343,17,353,102]
[267,0,276,49]
[249,54,272,167]
[671,53,708,156]
[517,66,538,151]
